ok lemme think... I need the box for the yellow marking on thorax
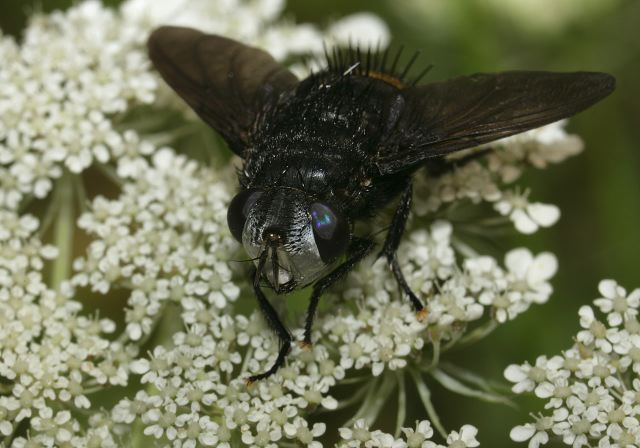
[365,70,406,90]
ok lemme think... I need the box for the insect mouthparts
[262,227,285,246]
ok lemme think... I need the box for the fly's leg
[247,272,292,383]
[379,181,427,319]
[302,237,374,347]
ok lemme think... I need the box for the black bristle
[347,40,355,65]
[320,40,433,87]
[323,41,331,70]
[389,46,404,75]
[412,64,434,86]
[379,46,390,74]
[365,46,372,74]
[400,51,421,80]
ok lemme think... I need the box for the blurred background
[2,0,639,445]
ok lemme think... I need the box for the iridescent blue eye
[310,203,349,262]
[311,203,337,239]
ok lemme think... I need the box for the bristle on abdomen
[323,42,433,89]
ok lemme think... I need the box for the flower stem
[321,383,370,413]
[73,173,88,213]
[344,376,379,427]
[410,368,447,438]
[394,370,406,437]
[359,372,396,426]
[51,172,75,288]
[426,339,441,370]
[452,320,498,349]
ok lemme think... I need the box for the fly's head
[227,187,350,292]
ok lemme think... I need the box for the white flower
[284,417,326,448]
[445,424,480,447]
[326,13,391,48]
[593,279,640,327]
[402,420,435,448]
[505,248,557,304]
[577,306,614,353]
[511,409,570,448]
[338,419,404,448]
[495,190,560,234]
[505,356,564,393]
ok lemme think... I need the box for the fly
[147,26,615,382]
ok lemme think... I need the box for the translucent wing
[377,71,615,174]
[147,26,298,155]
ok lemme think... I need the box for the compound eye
[310,202,349,263]
[227,189,263,242]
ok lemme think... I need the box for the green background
[2,0,639,446]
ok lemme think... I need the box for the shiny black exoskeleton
[148,26,615,382]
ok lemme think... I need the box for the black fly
[147,26,615,382]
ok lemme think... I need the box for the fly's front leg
[302,237,374,347]
[379,181,427,320]
[247,270,292,383]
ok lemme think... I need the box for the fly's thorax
[226,187,350,291]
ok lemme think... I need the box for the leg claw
[416,307,429,322]
[299,340,313,351]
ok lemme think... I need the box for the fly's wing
[376,71,615,174]
[147,26,298,156]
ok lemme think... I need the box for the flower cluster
[324,222,557,381]
[507,280,640,448]
[338,419,479,448]
[73,149,238,342]
[57,146,554,444]
[0,1,155,207]
[0,209,125,447]
[0,0,389,209]
[413,121,581,234]
[0,0,608,446]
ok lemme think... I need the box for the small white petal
[527,253,558,284]
[506,248,533,278]
[513,209,538,234]
[598,279,618,298]
[510,425,536,442]
[504,364,527,382]
[527,203,560,227]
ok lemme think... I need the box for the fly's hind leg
[379,181,427,320]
